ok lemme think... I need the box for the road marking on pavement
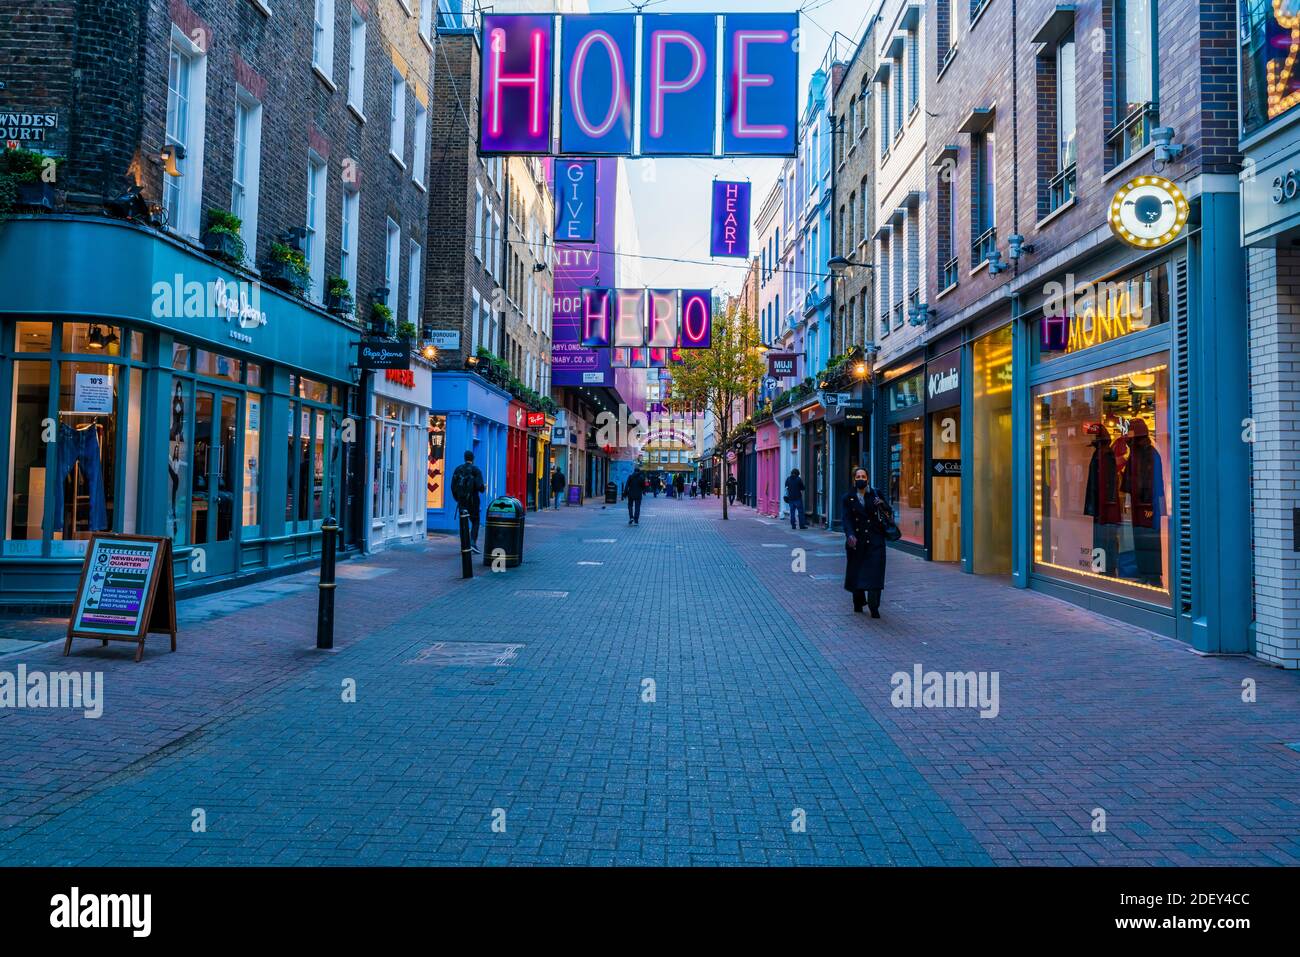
[583,538,616,543]
[760,543,785,548]
[809,574,839,581]
[576,561,604,566]
[513,590,569,599]
[405,642,524,667]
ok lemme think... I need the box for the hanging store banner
[479,12,797,158]
[555,159,597,242]
[480,14,555,155]
[767,352,797,378]
[710,180,751,257]
[639,13,718,156]
[580,287,612,346]
[721,13,799,157]
[679,289,712,348]
[559,15,635,155]
[646,289,680,347]
[580,288,713,349]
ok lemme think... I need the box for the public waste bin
[483,496,526,567]
[605,481,617,504]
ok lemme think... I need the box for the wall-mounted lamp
[1151,127,1185,164]
[160,144,186,177]
[907,301,935,326]
[987,249,1009,275]
[281,226,308,251]
[422,343,438,362]
[1007,233,1033,261]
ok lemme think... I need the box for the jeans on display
[54,424,108,532]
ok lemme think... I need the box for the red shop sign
[385,369,415,388]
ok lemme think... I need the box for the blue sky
[585,0,872,295]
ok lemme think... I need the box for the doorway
[188,386,241,576]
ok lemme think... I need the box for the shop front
[926,350,962,562]
[825,387,868,528]
[0,216,356,606]
[526,410,552,511]
[426,371,509,534]
[367,362,432,552]
[740,436,756,507]
[879,364,925,553]
[506,399,529,504]
[800,403,828,526]
[967,322,1014,575]
[755,420,780,516]
[776,405,805,520]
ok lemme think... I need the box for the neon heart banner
[710,180,751,258]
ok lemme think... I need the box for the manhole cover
[405,642,524,667]
[513,590,568,599]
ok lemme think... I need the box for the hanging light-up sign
[479,12,798,158]
[1108,176,1190,249]
[579,288,713,348]
[710,180,751,257]
[555,159,597,242]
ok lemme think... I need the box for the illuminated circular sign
[1108,175,1190,249]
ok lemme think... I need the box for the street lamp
[828,255,875,277]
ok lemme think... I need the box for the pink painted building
[756,421,781,517]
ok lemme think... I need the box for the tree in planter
[267,241,310,294]
[202,208,246,266]
[325,276,354,315]
[0,148,62,221]
[668,301,766,520]
[370,302,394,338]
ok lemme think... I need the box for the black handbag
[874,498,903,542]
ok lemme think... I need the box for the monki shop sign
[1040,270,1164,355]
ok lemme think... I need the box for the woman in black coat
[843,467,889,617]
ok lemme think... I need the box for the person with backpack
[725,473,738,505]
[550,466,566,510]
[785,468,808,529]
[451,450,486,552]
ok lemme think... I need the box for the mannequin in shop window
[168,381,187,539]
[1119,419,1165,587]
[1083,423,1122,577]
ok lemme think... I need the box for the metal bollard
[317,517,339,649]
[458,508,473,579]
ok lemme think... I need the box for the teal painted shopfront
[0,216,361,607]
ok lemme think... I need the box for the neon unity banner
[580,289,713,350]
[479,12,799,158]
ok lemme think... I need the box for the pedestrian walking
[674,474,685,499]
[624,466,646,525]
[550,466,566,510]
[726,474,737,505]
[652,475,660,498]
[785,468,808,529]
[451,450,487,553]
[843,467,891,618]
[690,480,698,498]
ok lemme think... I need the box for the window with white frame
[407,239,422,330]
[419,0,432,44]
[474,185,484,261]
[312,0,336,82]
[385,217,401,312]
[389,66,406,161]
[164,29,207,238]
[231,89,262,262]
[305,154,328,301]
[347,9,366,114]
[340,187,360,300]
[411,102,427,188]
[471,288,482,351]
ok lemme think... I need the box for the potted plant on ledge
[325,276,354,316]
[265,241,311,296]
[0,148,62,219]
[369,302,395,338]
[396,319,418,341]
[202,208,246,267]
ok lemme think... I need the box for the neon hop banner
[560,15,635,155]
[480,14,554,155]
[710,180,751,257]
[722,13,798,156]
[679,289,712,348]
[639,13,717,156]
[555,159,597,242]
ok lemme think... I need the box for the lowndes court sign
[478,12,799,158]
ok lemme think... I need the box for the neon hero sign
[580,289,713,349]
[479,12,798,157]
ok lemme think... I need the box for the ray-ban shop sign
[357,339,411,370]
[479,12,798,157]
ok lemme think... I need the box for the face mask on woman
[855,479,869,490]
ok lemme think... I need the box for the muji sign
[710,180,751,257]
[580,288,713,348]
[479,12,798,158]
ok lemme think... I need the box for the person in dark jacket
[451,450,487,553]
[674,474,685,499]
[842,467,889,618]
[726,474,738,504]
[623,467,646,525]
[550,466,566,510]
[785,468,808,529]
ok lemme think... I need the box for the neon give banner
[580,288,713,349]
[479,13,798,158]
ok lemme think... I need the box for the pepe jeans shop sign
[357,339,412,370]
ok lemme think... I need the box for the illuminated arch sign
[580,288,713,349]
[479,13,798,158]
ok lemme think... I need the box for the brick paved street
[1,497,1298,866]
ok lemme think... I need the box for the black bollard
[458,508,473,579]
[316,517,338,649]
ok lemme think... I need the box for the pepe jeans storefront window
[6,322,145,558]
[369,363,431,550]
[1031,257,1176,608]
